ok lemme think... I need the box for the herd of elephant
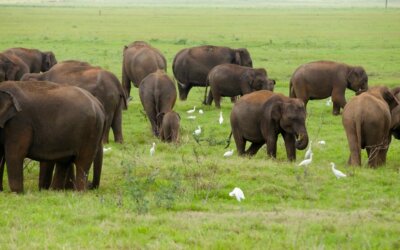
[0,41,398,193]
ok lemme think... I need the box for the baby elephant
[204,64,275,108]
[159,111,180,143]
[342,86,399,167]
[139,70,177,136]
[290,60,368,115]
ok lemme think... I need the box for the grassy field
[0,5,400,249]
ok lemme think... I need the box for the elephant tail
[203,75,210,105]
[225,131,233,149]
[289,79,296,98]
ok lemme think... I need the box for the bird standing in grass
[326,97,332,106]
[304,140,312,160]
[219,111,224,124]
[150,142,156,156]
[187,106,196,114]
[198,109,204,114]
[223,149,234,157]
[331,162,347,179]
[229,187,245,202]
[298,153,313,167]
[193,126,201,136]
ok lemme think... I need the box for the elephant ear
[0,90,22,128]
[42,52,57,72]
[240,70,255,87]
[264,95,283,123]
[381,87,399,111]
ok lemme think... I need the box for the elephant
[122,41,167,99]
[342,86,399,167]
[0,81,105,193]
[289,60,368,115]
[0,53,29,82]
[3,47,57,73]
[139,70,177,137]
[159,111,180,143]
[204,64,275,108]
[21,60,127,144]
[172,45,253,100]
[230,90,309,161]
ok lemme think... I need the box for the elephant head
[264,96,309,150]
[0,54,20,82]
[234,48,253,68]
[243,68,275,92]
[347,66,368,94]
[0,90,22,128]
[41,51,57,72]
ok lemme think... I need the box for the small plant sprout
[223,149,234,157]
[298,153,313,167]
[150,142,156,156]
[187,106,196,114]
[219,111,224,125]
[229,187,245,202]
[331,162,347,179]
[193,126,201,136]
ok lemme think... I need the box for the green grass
[0,5,400,249]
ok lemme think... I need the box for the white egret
[326,97,332,106]
[304,140,312,160]
[103,147,112,153]
[223,149,234,157]
[187,116,196,120]
[193,126,202,136]
[219,111,224,125]
[318,140,326,145]
[331,162,347,179]
[298,153,313,167]
[229,187,245,202]
[150,142,156,156]
[198,109,204,114]
[187,106,196,114]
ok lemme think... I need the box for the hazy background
[1,0,400,7]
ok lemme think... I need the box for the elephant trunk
[295,129,309,150]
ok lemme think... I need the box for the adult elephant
[204,64,275,108]
[290,60,368,115]
[21,60,127,144]
[173,45,253,100]
[342,86,399,167]
[3,47,57,73]
[0,81,105,193]
[230,90,308,161]
[0,53,29,82]
[122,41,167,100]
[139,70,177,137]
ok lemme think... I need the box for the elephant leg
[102,115,113,144]
[111,100,124,144]
[332,89,346,115]
[90,145,103,189]
[245,142,263,156]
[0,156,5,191]
[266,134,279,159]
[230,97,237,103]
[345,126,361,166]
[51,162,71,190]
[39,161,55,190]
[5,155,25,193]
[232,130,246,156]
[74,153,94,191]
[206,90,214,105]
[367,146,388,168]
[283,133,296,161]
[214,92,222,109]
